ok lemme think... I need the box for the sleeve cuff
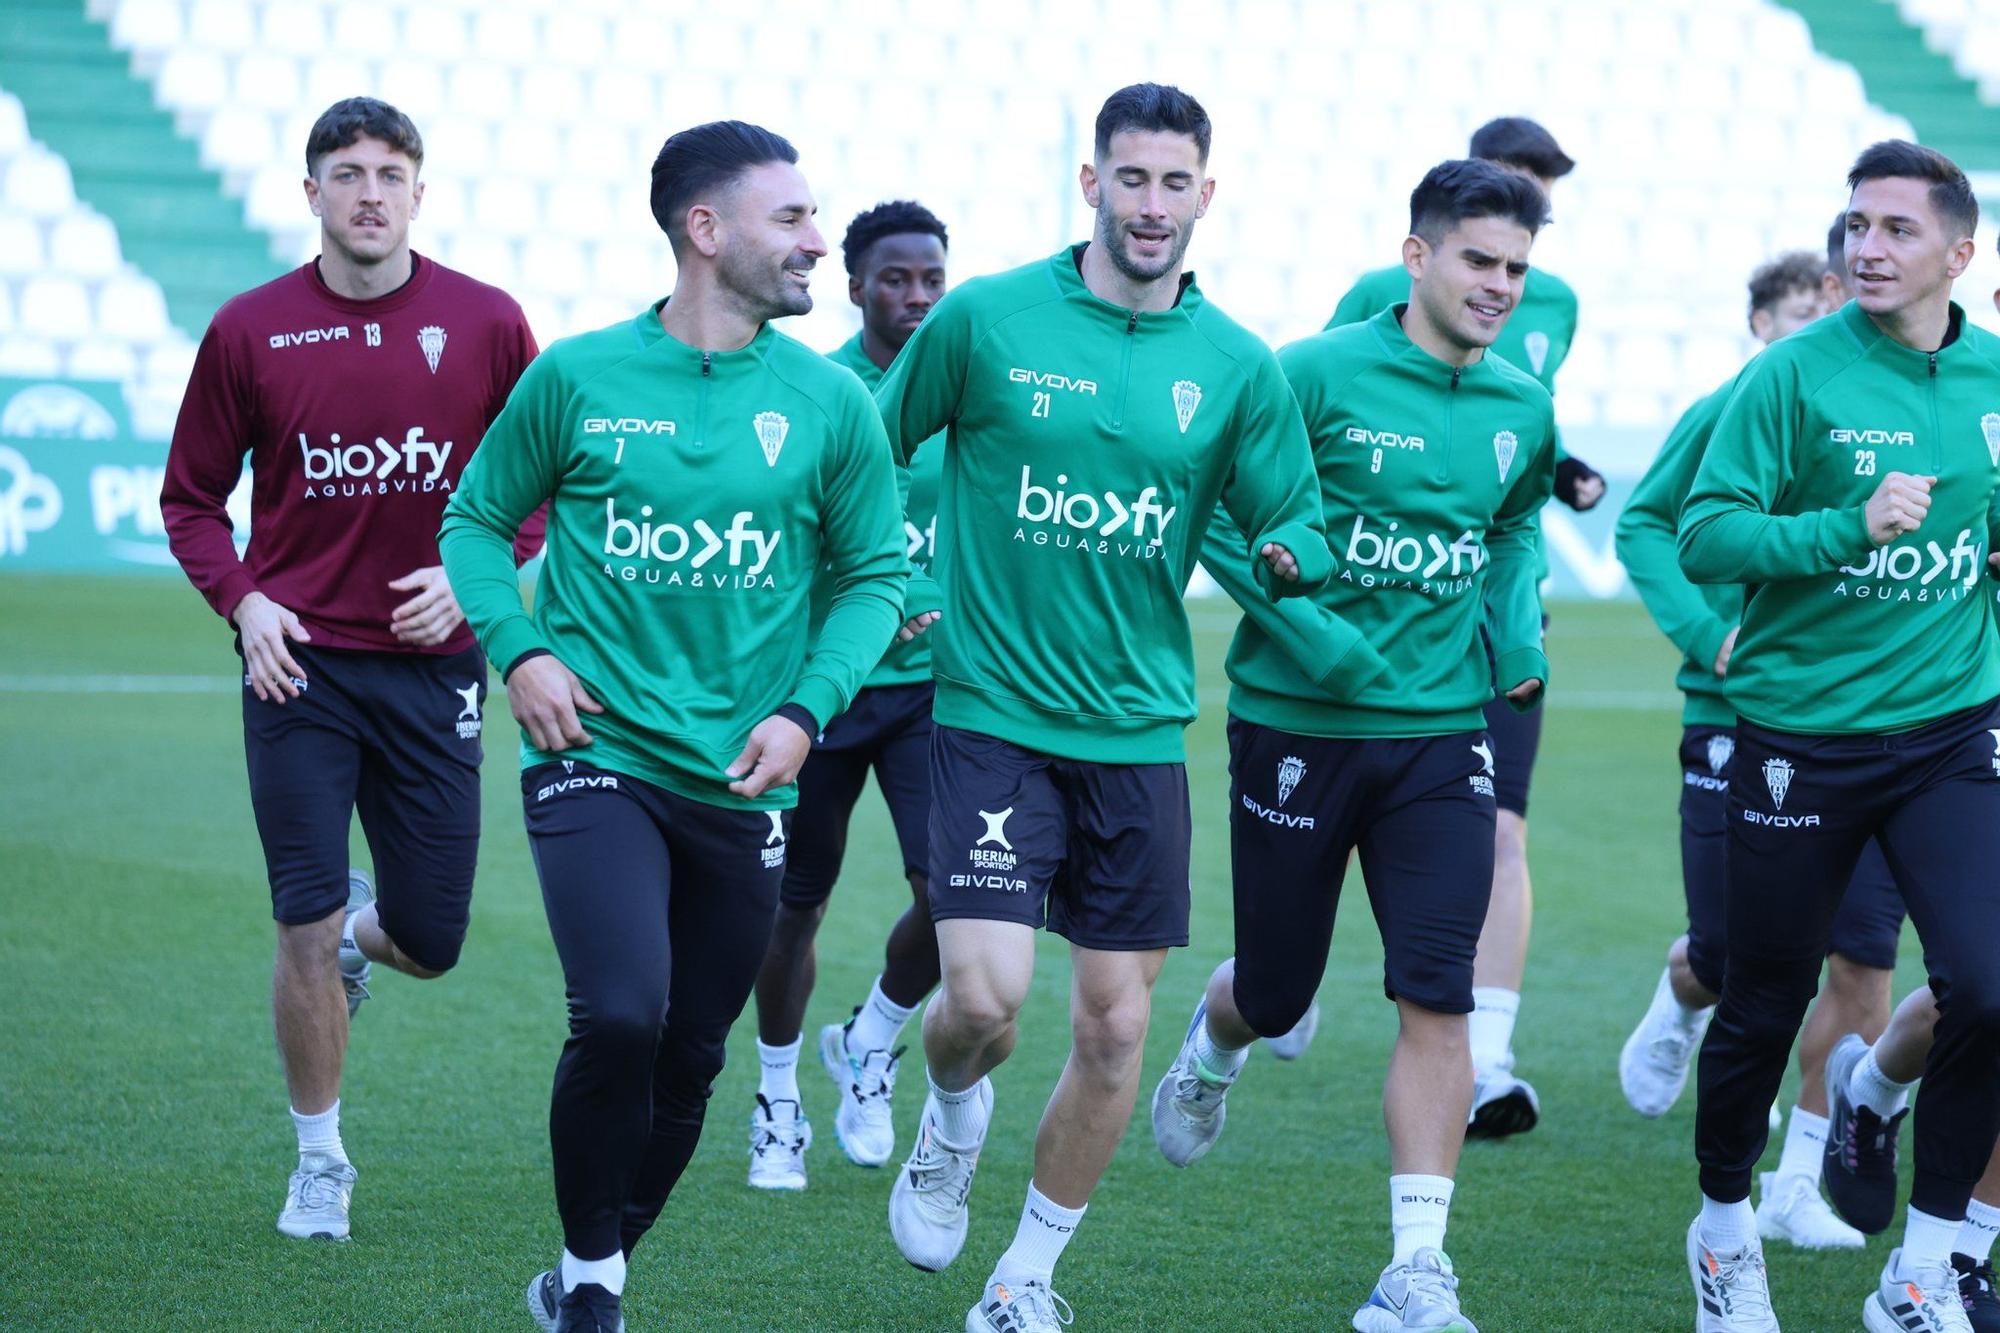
[1315,635,1391,702]
[485,615,550,680]
[1817,506,1874,567]
[904,570,944,620]
[217,570,260,623]
[1493,647,1549,712]
[503,647,553,681]
[776,702,821,738]
[786,677,842,736]
[1252,519,1333,599]
[1687,622,1731,676]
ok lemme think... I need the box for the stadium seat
[65,337,140,382]
[185,0,258,53]
[47,213,123,279]
[20,276,96,342]
[108,0,185,54]
[0,335,63,377]
[96,274,173,344]
[0,216,47,278]
[3,148,77,220]
[0,94,29,163]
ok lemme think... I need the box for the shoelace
[1969,1258,1998,1299]
[1843,1107,1906,1171]
[1168,1059,1230,1125]
[1710,1249,1775,1321]
[751,1115,806,1158]
[993,1282,1075,1330]
[907,1128,976,1212]
[852,1047,903,1106]
[292,1164,350,1213]
[1402,1262,1461,1312]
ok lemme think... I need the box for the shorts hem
[1049,927,1188,952]
[1384,987,1474,1015]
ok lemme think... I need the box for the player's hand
[1988,552,2000,580]
[1505,677,1544,706]
[1713,626,1739,678]
[1555,456,1607,511]
[388,565,466,646]
[727,714,812,798]
[1864,472,1933,545]
[1260,542,1301,581]
[896,610,941,644]
[231,591,311,704]
[507,655,603,752]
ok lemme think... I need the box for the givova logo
[1014,466,1177,559]
[601,500,782,586]
[298,427,454,498]
[1835,528,1981,602]
[1828,428,1916,447]
[1341,515,1485,588]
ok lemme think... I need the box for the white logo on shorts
[765,812,786,846]
[454,683,482,740]
[1470,739,1496,798]
[1276,755,1305,806]
[1762,757,1794,811]
[977,807,1015,851]
[761,811,787,868]
[1988,729,2000,776]
[1707,734,1735,776]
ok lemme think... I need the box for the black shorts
[1226,717,1496,1026]
[925,724,1191,951]
[1678,726,1906,994]
[241,641,486,972]
[781,682,933,909]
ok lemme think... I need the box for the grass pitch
[0,576,1928,1329]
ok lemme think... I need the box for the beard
[719,245,814,322]
[1094,202,1194,286]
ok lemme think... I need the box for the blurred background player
[747,199,950,1190]
[1615,247,1907,1253]
[440,121,912,1333]
[158,96,541,1243]
[1155,158,1555,1333]
[1312,116,1604,1137]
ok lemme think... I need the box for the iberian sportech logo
[1013,466,1178,561]
[951,807,1025,893]
[600,500,782,588]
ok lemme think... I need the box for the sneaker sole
[1862,1294,1914,1333]
[1351,1308,1474,1333]
[747,1172,808,1192]
[526,1272,558,1333]
[1617,1018,1687,1119]
[1466,1087,1538,1139]
[820,1023,894,1167]
[276,1219,350,1241]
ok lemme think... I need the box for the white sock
[1902,1206,1964,1273]
[560,1248,626,1296]
[1958,1199,2000,1263]
[929,1071,990,1146]
[1390,1174,1454,1265]
[846,976,919,1055]
[1849,1046,1913,1118]
[1699,1194,1758,1252]
[1468,987,1519,1075]
[1193,1013,1249,1080]
[1772,1106,1829,1186]
[291,1101,346,1163]
[991,1180,1086,1289]
[757,1037,801,1106]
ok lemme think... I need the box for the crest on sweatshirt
[1493,430,1519,482]
[1523,330,1551,376]
[1982,412,2000,467]
[753,411,789,466]
[417,325,447,374]
[1706,733,1734,776]
[1171,380,1203,434]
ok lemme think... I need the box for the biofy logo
[298,427,454,497]
[601,500,781,586]
[1014,466,1177,557]
[1342,515,1485,585]
[1835,527,1981,601]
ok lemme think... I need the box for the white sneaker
[889,1077,992,1272]
[1151,1000,1241,1167]
[1862,1247,1974,1333]
[1687,1219,1781,1331]
[967,1278,1074,1332]
[339,869,374,1019]
[1620,966,1712,1118]
[1755,1171,1863,1250]
[1351,1248,1477,1332]
[277,1151,356,1239]
[1264,1000,1320,1061]
[820,1019,900,1167]
[747,1094,811,1191]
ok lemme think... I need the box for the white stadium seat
[184,0,257,52]
[3,149,77,220]
[47,213,123,278]
[0,335,63,377]
[20,275,96,342]
[96,274,173,344]
[0,93,26,161]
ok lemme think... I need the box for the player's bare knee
[937,984,1021,1045]
[1071,993,1149,1073]
[1493,811,1529,861]
[275,911,342,968]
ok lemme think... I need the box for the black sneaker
[1957,1252,2000,1333]
[1821,1033,1903,1234]
[554,1282,623,1333]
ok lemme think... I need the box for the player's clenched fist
[506,654,603,752]
[1864,471,1933,545]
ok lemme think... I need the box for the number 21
[1031,391,1051,419]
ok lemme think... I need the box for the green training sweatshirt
[872,244,1334,764]
[1679,301,2000,736]
[1205,306,1555,738]
[1615,376,1743,728]
[440,303,909,809]
[812,331,942,689]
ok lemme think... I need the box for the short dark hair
[1846,139,1978,239]
[842,200,949,277]
[1409,159,1551,245]
[648,120,799,247]
[1468,117,1574,180]
[1826,211,1847,277]
[305,97,423,176]
[1093,82,1211,163]
[1746,251,1827,329]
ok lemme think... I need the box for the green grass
[0,576,1929,1329]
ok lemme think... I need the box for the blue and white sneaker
[1352,1249,1477,1332]
[339,869,374,1019]
[1150,999,1240,1167]
[967,1278,1074,1331]
[1862,1247,1973,1333]
[819,1015,901,1166]
[527,1270,626,1333]
[1687,1219,1780,1332]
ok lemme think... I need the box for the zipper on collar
[1927,350,1940,474]
[1442,365,1461,481]
[697,352,711,449]
[1112,310,1138,430]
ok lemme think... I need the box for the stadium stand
[0,0,1991,442]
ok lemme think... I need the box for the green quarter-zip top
[1615,376,1744,728]
[871,244,1334,763]
[1680,300,2000,735]
[1207,306,1556,737]
[440,304,909,809]
[814,331,942,688]
[1329,264,1579,396]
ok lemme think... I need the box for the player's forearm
[1616,513,1732,666]
[1199,528,1385,696]
[1482,534,1548,698]
[791,569,907,728]
[439,510,545,672]
[1676,503,1870,585]
[160,492,257,621]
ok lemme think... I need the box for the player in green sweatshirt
[1152,158,1554,1333]
[1616,251,1908,1258]
[872,85,1331,1333]
[747,200,952,1194]
[1321,117,1603,1138]
[1675,141,2000,1333]
[438,122,911,1333]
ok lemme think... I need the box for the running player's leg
[244,649,366,1238]
[871,698,942,1011]
[1467,689,1540,1137]
[521,762,674,1309]
[1956,1142,2000,1329]
[620,794,787,1253]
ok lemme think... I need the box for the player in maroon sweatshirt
[160,97,541,1242]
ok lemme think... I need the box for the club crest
[417,325,447,374]
[1762,757,1793,811]
[753,411,789,466]
[1172,380,1203,434]
[1493,430,1519,482]
[1982,413,2000,468]
[1276,755,1305,806]
[1524,330,1550,375]
[1706,734,1734,776]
